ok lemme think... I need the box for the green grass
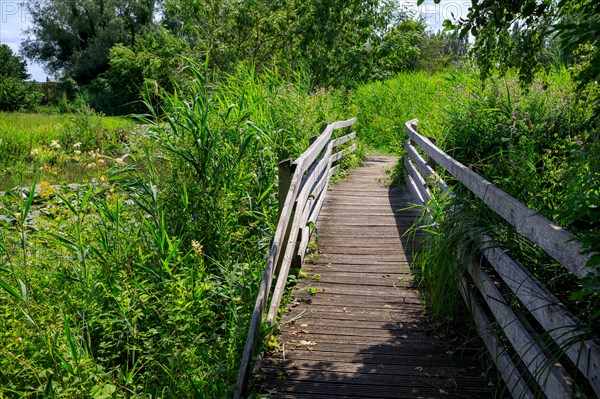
[350,69,475,153]
[0,111,135,158]
[0,111,137,190]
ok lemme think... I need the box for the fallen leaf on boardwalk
[384,304,392,308]
[299,329,309,334]
[342,307,347,312]
[307,347,314,351]
[400,334,408,339]
[397,323,404,328]
[300,324,308,327]
[415,367,423,372]
[424,373,431,377]
[298,340,316,346]
[487,381,495,387]
[438,389,448,395]
[436,371,446,378]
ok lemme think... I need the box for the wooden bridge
[235,119,600,399]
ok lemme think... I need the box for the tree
[162,0,401,87]
[440,0,600,89]
[88,27,191,114]
[21,0,156,84]
[372,19,425,79]
[0,44,29,80]
[0,45,41,111]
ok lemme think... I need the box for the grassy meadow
[0,111,136,190]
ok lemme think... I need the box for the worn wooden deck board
[257,156,498,398]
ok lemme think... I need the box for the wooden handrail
[404,119,600,398]
[234,118,357,398]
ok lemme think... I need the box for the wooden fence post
[426,136,437,169]
[278,159,293,219]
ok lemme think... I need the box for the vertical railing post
[278,159,293,220]
[426,136,437,169]
[293,133,320,267]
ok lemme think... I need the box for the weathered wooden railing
[404,119,600,399]
[234,118,357,398]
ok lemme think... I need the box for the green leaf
[54,349,74,375]
[63,309,79,367]
[0,276,23,302]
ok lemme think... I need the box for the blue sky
[1,0,470,82]
[0,0,46,81]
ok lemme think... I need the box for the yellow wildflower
[40,181,54,198]
[191,240,203,256]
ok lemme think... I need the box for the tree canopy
[22,0,156,84]
[0,44,29,80]
[441,0,600,91]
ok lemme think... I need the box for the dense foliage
[0,44,29,80]
[0,65,350,397]
[22,0,156,84]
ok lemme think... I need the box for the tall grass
[0,64,346,397]
[350,70,474,153]
[407,69,600,333]
[0,111,135,165]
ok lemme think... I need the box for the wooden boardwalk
[258,156,497,398]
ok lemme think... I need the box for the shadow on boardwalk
[256,157,500,399]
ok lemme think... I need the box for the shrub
[0,78,43,111]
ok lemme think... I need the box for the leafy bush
[420,70,600,328]
[0,78,43,112]
[86,28,191,116]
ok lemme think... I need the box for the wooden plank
[302,264,413,275]
[466,261,574,398]
[481,235,600,396]
[404,172,424,205]
[308,254,411,263]
[259,156,494,398]
[286,288,423,304]
[404,156,431,203]
[404,140,449,194]
[236,150,305,396]
[268,144,334,324]
[331,131,356,148]
[278,159,294,218]
[294,118,356,176]
[405,119,592,279]
[459,278,535,399]
[262,358,483,373]
[236,119,354,397]
[263,380,493,399]
[262,371,491,390]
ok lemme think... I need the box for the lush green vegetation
[2,0,599,396]
[0,66,352,397]
[0,110,136,190]
[384,70,600,337]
